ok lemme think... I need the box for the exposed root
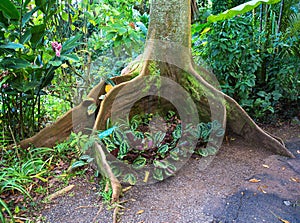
[94,74,146,130]
[93,142,122,202]
[188,65,294,158]
[112,206,119,223]
[45,185,75,201]
[92,204,103,223]
[17,75,133,149]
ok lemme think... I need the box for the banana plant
[207,0,281,22]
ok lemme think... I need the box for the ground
[38,124,300,223]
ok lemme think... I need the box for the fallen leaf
[105,84,113,93]
[143,171,150,183]
[262,164,270,168]
[136,210,144,215]
[290,177,300,183]
[270,210,290,223]
[122,186,132,193]
[279,219,290,223]
[258,186,267,194]
[61,63,68,68]
[249,178,261,183]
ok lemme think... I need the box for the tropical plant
[192,0,300,120]
[0,0,82,144]
[97,110,224,184]
[16,0,295,206]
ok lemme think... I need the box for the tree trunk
[18,0,294,202]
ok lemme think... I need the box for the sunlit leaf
[14,205,20,214]
[22,7,39,26]
[208,0,281,23]
[136,21,147,34]
[48,60,62,66]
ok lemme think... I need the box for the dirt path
[40,125,300,223]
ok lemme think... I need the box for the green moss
[181,72,206,102]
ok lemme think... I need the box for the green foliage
[193,0,300,121]
[0,0,20,20]
[98,111,224,184]
[0,0,81,143]
[0,130,94,221]
[194,16,261,103]
[99,178,113,204]
[0,146,47,222]
[0,0,149,146]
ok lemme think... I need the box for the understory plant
[0,131,96,222]
[192,0,300,122]
[97,111,224,185]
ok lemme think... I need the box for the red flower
[51,41,62,57]
[2,83,9,89]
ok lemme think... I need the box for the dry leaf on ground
[249,178,261,183]
[136,210,145,215]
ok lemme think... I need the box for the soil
[38,124,300,223]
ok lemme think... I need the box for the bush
[192,13,300,122]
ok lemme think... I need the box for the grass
[0,132,94,222]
